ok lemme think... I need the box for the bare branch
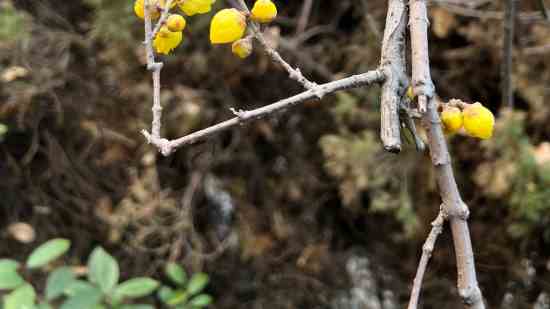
[501,0,516,108]
[409,0,485,307]
[407,210,446,309]
[379,0,409,153]
[142,70,384,155]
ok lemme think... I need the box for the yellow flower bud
[134,0,176,20]
[440,106,463,134]
[251,0,277,23]
[153,26,183,55]
[462,102,495,139]
[134,0,161,20]
[166,14,186,32]
[178,0,215,16]
[406,86,415,101]
[210,9,247,44]
[232,38,253,58]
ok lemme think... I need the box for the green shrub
[0,239,213,308]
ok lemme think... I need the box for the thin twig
[142,70,384,155]
[407,210,446,309]
[379,0,409,153]
[502,0,516,108]
[232,0,320,93]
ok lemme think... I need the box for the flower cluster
[209,0,277,58]
[134,0,278,58]
[134,0,215,55]
[440,102,495,139]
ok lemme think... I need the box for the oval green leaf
[26,239,70,269]
[0,259,20,272]
[189,294,213,307]
[165,263,187,286]
[46,267,76,300]
[3,283,36,309]
[113,278,159,300]
[60,285,102,309]
[87,247,119,294]
[186,273,209,295]
[0,270,25,290]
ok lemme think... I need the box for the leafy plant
[156,263,212,308]
[0,239,213,308]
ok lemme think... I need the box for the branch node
[230,107,248,124]
[458,286,483,306]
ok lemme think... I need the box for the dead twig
[379,0,409,153]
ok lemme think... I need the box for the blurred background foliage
[1,0,550,308]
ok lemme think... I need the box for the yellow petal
[179,0,214,16]
[210,9,247,44]
[232,38,253,58]
[153,26,183,55]
[166,14,186,32]
[463,102,495,139]
[251,0,277,23]
[440,106,463,135]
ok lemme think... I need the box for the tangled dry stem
[140,0,485,307]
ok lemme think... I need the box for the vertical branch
[409,0,435,112]
[379,0,408,153]
[502,0,516,108]
[409,1,485,308]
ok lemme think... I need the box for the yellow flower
[134,0,160,20]
[166,14,186,32]
[178,0,215,16]
[251,0,277,23]
[462,102,495,139]
[440,106,463,134]
[232,38,253,58]
[134,0,176,20]
[210,9,247,44]
[153,26,183,55]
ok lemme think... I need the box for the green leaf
[60,285,102,309]
[186,273,209,296]
[0,260,19,272]
[3,284,36,309]
[64,280,96,296]
[0,270,25,290]
[113,278,159,300]
[189,294,213,307]
[26,239,70,269]
[157,285,175,303]
[118,305,155,309]
[165,263,187,286]
[166,290,189,306]
[46,267,76,300]
[87,247,119,294]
